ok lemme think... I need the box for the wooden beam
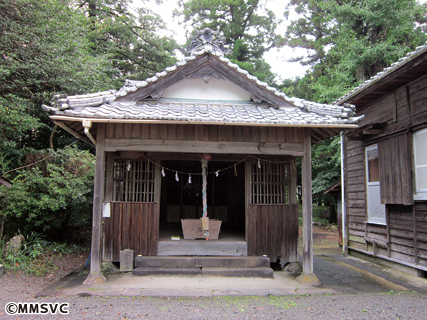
[302,128,313,274]
[84,124,107,285]
[104,139,304,156]
[53,121,93,145]
[0,176,11,188]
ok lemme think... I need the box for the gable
[115,52,293,108]
[161,77,251,101]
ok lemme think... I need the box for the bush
[0,147,95,242]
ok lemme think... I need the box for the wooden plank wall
[103,202,158,262]
[247,204,298,263]
[345,74,427,271]
[104,123,304,144]
[344,138,367,250]
[415,203,427,268]
[409,74,427,127]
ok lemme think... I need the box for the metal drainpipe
[340,131,347,253]
[83,120,97,145]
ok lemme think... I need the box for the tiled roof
[335,43,427,105]
[43,46,361,127]
[43,100,359,126]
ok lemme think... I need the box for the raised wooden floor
[133,256,273,278]
[158,228,247,256]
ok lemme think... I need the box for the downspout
[83,120,96,146]
[340,131,347,253]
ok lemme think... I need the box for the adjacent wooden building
[43,28,360,283]
[336,44,427,276]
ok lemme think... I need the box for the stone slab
[132,267,202,276]
[196,256,270,268]
[120,250,134,271]
[202,267,274,278]
[158,240,247,256]
[135,256,196,268]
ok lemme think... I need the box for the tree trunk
[0,214,5,240]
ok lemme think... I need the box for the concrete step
[202,267,274,278]
[132,267,273,278]
[132,267,202,276]
[196,256,270,268]
[135,256,196,268]
[135,256,270,268]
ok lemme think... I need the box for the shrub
[0,147,94,242]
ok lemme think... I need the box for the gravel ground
[1,267,426,319]
[0,282,425,320]
[1,228,426,319]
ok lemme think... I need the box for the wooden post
[84,124,107,285]
[302,129,313,274]
[289,158,298,263]
[296,129,320,285]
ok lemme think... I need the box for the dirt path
[299,225,342,255]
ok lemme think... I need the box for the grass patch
[0,232,87,276]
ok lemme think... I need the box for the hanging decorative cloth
[201,160,208,218]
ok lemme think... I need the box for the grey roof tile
[45,46,361,126]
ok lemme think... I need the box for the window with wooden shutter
[378,134,413,205]
[366,144,386,224]
[414,128,427,200]
[250,162,290,204]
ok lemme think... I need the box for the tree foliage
[80,0,179,81]
[1,147,95,241]
[0,0,178,240]
[174,0,280,83]
[283,0,427,103]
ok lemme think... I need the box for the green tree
[284,0,427,103]
[0,147,95,242]
[79,0,179,81]
[174,0,280,83]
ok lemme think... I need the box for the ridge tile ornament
[186,28,232,55]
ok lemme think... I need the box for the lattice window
[251,163,289,204]
[113,159,155,202]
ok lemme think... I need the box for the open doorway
[159,161,246,240]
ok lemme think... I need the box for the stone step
[196,256,270,268]
[202,267,274,278]
[135,256,270,268]
[132,267,273,278]
[132,267,202,276]
[135,256,196,268]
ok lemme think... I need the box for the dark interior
[159,160,246,238]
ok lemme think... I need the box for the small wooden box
[181,219,222,240]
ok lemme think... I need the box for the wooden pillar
[296,129,320,284]
[302,129,313,274]
[289,158,298,263]
[84,124,107,285]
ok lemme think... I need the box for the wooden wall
[247,204,298,264]
[344,73,427,271]
[104,123,304,143]
[103,202,158,262]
